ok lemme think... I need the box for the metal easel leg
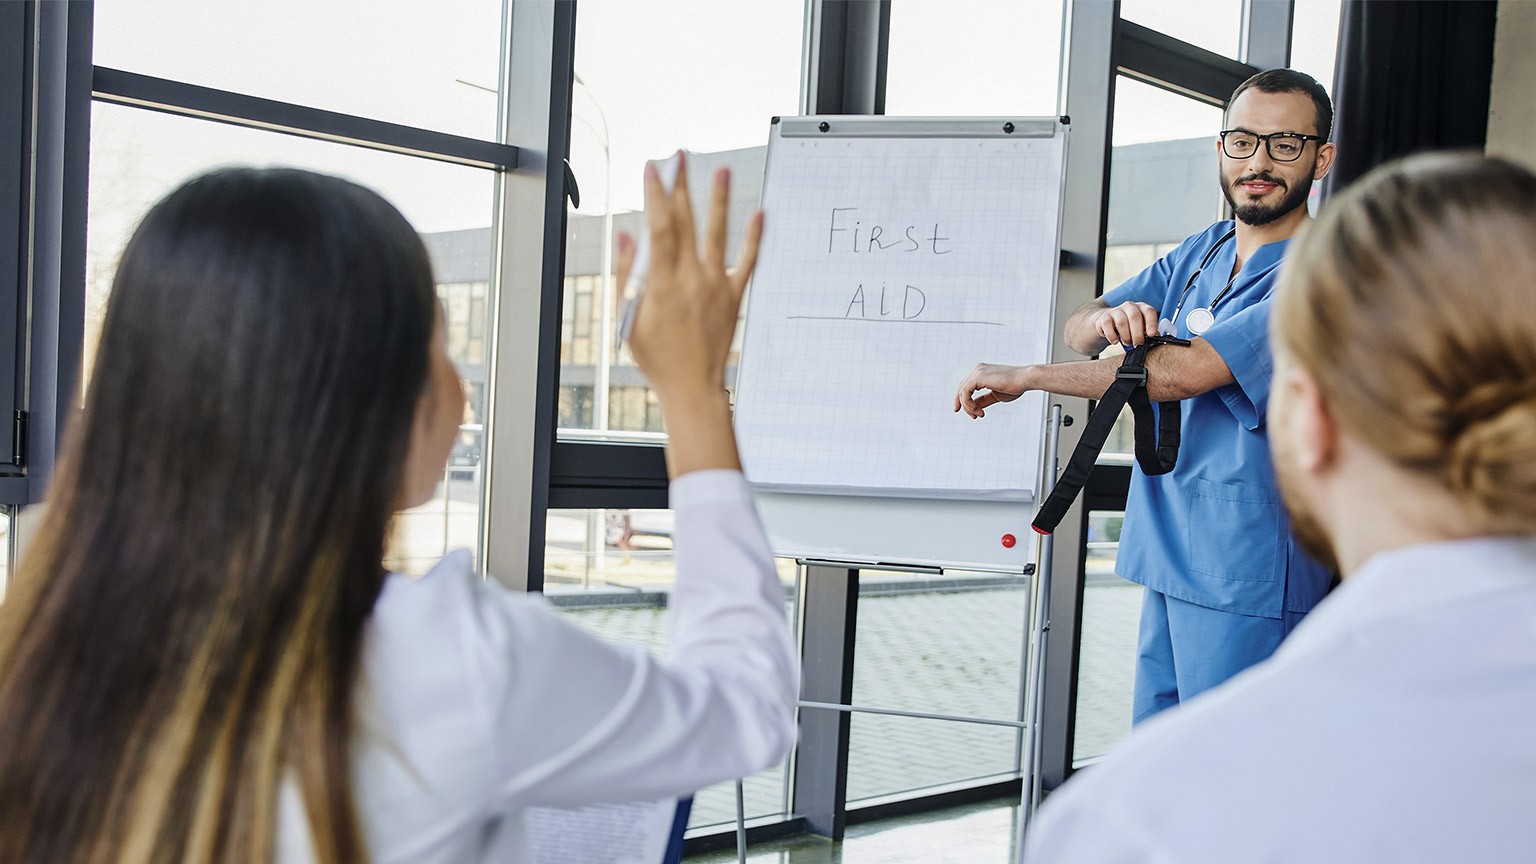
[735,779,747,863]
[1016,405,1064,862]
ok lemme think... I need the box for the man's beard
[1272,440,1340,573]
[1222,169,1314,227]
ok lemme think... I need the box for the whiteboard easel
[734,116,1068,572]
[729,116,1073,849]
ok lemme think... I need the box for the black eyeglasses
[1219,130,1325,162]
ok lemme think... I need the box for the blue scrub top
[1100,221,1331,619]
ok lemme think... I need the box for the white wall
[1487,0,1536,169]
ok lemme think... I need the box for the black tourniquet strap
[1031,336,1190,536]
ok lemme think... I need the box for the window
[558,0,804,437]
[85,102,496,576]
[1097,77,1226,458]
[884,0,1064,117]
[1120,0,1245,57]
[1291,0,1343,216]
[847,571,1030,803]
[1292,0,1344,91]
[1074,510,1141,761]
[91,0,504,140]
[8,0,1258,845]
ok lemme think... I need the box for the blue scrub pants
[1131,588,1305,725]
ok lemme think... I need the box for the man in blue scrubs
[955,69,1337,722]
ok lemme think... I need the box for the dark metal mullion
[1242,0,1295,71]
[1,0,26,475]
[480,0,574,592]
[550,440,667,486]
[1115,19,1259,106]
[547,440,668,510]
[524,2,578,591]
[1040,0,1122,793]
[546,486,667,511]
[786,0,888,841]
[2,0,91,506]
[792,564,859,840]
[91,67,519,171]
[809,0,889,115]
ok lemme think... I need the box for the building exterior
[421,137,1216,440]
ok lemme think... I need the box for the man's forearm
[1023,339,1236,401]
[1021,357,1117,400]
[1062,301,1110,357]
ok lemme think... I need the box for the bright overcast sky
[85,0,1341,262]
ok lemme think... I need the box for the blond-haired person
[1025,153,1536,862]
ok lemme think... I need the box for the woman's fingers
[705,167,731,271]
[729,211,765,303]
[643,161,677,273]
[667,151,697,267]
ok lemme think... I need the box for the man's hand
[954,363,1034,419]
[1090,300,1161,348]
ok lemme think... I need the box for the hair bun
[1443,385,1536,531]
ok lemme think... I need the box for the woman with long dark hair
[0,159,794,863]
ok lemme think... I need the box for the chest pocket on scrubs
[1187,477,1283,582]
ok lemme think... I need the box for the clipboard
[528,795,693,864]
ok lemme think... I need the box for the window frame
[6,0,1303,851]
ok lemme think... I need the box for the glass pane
[1100,79,1225,459]
[559,0,804,439]
[884,0,1064,116]
[1292,0,1344,93]
[545,509,800,830]
[91,0,504,141]
[1292,0,1343,216]
[85,103,495,574]
[1073,511,1142,762]
[0,506,13,601]
[847,576,1030,802]
[1120,0,1243,58]
[849,713,1019,804]
[1075,84,1224,756]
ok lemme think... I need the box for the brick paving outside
[559,577,1144,831]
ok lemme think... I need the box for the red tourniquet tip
[1032,525,1051,536]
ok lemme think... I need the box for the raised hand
[615,153,765,476]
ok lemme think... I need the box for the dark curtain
[1323,0,1500,197]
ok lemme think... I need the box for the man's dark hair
[1228,69,1333,143]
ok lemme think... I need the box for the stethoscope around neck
[1163,228,1238,337]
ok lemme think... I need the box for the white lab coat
[274,470,799,863]
[1026,535,1536,863]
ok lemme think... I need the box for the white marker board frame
[734,116,1069,573]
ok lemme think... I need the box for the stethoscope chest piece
[1186,307,1216,335]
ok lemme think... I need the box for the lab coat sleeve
[1023,766,1181,864]
[1200,297,1272,430]
[468,469,798,810]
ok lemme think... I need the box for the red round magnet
[1001,534,1017,548]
